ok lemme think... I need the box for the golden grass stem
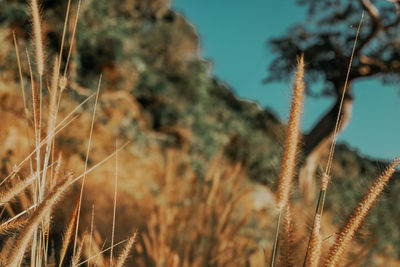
[51,153,63,190]
[47,57,60,142]
[12,32,27,114]
[58,0,72,66]
[69,142,130,185]
[322,12,364,191]
[64,0,82,77]
[303,14,364,267]
[323,158,400,267]
[303,189,325,267]
[73,76,101,257]
[13,32,35,161]
[41,57,60,200]
[270,210,282,267]
[26,49,39,150]
[110,140,119,266]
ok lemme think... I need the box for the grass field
[0,0,398,266]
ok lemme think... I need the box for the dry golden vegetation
[0,0,399,266]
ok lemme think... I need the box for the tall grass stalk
[270,55,305,266]
[12,32,27,115]
[110,140,119,266]
[73,76,102,257]
[88,204,95,267]
[304,12,364,266]
[64,0,82,77]
[41,57,60,202]
[27,0,46,255]
[58,0,72,66]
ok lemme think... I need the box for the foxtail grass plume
[0,218,27,236]
[115,229,138,267]
[276,55,305,211]
[0,175,35,206]
[271,55,305,267]
[323,158,400,267]
[59,196,80,267]
[305,214,322,267]
[30,0,45,76]
[280,205,295,267]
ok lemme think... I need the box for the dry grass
[7,173,73,266]
[270,12,399,267]
[323,158,400,267]
[276,55,305,211]
[135,150,253,266]
[0,0,137,265]
[306,213,322,267]
[0,0,397,266]
[59,196,80,267]
[29,0,45,76]
[115,229,137,267]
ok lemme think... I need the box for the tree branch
[360,0,381,23]
[357,0,400,54]
[356,0,383,54]
[351,55,400,79]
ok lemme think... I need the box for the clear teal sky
[172,0,400,161]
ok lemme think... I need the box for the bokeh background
[173,0,400,160]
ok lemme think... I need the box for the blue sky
[172,0,400,160]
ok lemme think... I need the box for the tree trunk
[299,88,353,202]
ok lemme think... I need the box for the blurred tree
[267,0,400,197]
